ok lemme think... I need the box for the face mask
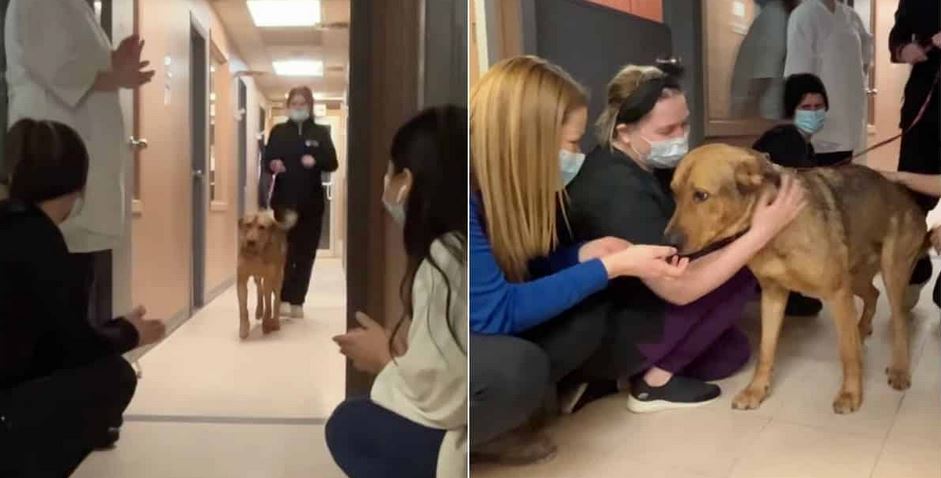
[639,134,689,169]
[382,175,407,226]
[794,109,826,135]
[559,149,586,187]
[289,108,310,123]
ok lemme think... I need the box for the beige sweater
[371,234,467,478]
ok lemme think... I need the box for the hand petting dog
[333,312,393,374]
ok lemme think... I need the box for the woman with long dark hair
[326,106,468,478]
[263,86,338,319]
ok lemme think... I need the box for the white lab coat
[784,0,873,155]
[730,0,789,120]
[371,234,467,478]
[6,0,127,253]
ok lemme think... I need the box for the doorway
[190,17,209,310]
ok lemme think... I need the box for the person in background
[730,0,800,120]
[263,86,338,319]
[784,0,873,166]
[469,56,691,465]
[0,120,165,477]
[5,0,155,333]
[887,0,940,308]
[325,106,468,478]
[752,73,830,315]
[565,64,805,416]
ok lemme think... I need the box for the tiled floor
[74,259,348,478]
[472,260,941,478]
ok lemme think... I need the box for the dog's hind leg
[880,230,920,391]
[853,274,880,340]
[237,272,250,339]
[733,283,788,411]
[254,276,264,320]
[827,288,863,413]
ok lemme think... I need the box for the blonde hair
[595,65,681,145]
[471,56,587,282]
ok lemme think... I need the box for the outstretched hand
[332,312,393,374]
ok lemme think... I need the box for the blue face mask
[559,149,586,187]
[794,109,826,135]
[639,134,689,169]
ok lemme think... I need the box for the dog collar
[676,228,751,261]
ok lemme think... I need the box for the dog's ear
[735,150,780,194]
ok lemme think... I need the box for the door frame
[190,15,210,311]
[237,79,247,218]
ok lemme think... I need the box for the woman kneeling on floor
[564,64,805,415]
[326,106,468,478]
[0,119,166,477]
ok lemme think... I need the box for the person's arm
[784,7,818,77]
[851,9,875,73]
[469,201,608,335]
[21,221,140,364]
[892,172,941,197]
[263,125,283,173]
[888,0,915,63]
[312,126,339,173]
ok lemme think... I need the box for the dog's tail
[278,209,298,231]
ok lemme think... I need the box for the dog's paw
[857,322,873,339]
[886,367,911,391]
[239,323,250,340]
[262,319,281,334]
[255,307,264,320]
[732,386,768,410]
[832,391,861,414]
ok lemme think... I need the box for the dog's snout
[664,230,686,249]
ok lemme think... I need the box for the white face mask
[382,174,407,226]
[638,133,689,169]
[559,149,586,187]
[289,108,310,123]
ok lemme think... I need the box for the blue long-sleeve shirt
[469,197,609,335]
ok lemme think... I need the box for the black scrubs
[0,200,139,477]
[263,118,338,307]
[889,0,940,288]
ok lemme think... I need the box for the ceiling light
[247,0,321,27]
[273,60,324,77]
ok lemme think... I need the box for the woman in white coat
[784,0,873,166]
[4,0,154,326]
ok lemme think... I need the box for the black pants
[469,295,609,447]
[277,203,324,306]
[0,356,137,477]
[898,117,940,287]
[70,250,113,328]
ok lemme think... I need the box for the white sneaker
[279,302,291,316]
[291,305,305,319]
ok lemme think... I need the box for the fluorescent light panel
[273,60,324,77]
[247,0,321,27]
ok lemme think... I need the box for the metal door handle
[865,88,878,95]
[322,181,334,201]
[193,170,204,179]
[129,137,149,150]
[655,57,680,66]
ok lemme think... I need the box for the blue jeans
[325,397,445,478]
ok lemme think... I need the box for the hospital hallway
[74,259,348,478]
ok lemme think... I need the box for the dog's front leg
[733,283,788,410]
[237,271,250,339]
[261,272,280,334]
[254,276,264,321]
[827,289,863,413]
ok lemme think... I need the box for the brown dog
[666,144,928,414]
[236,209,297,339]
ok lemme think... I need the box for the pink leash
[267,172,278,208]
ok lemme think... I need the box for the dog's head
[665,144,780,254]
[238,211,279,254]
